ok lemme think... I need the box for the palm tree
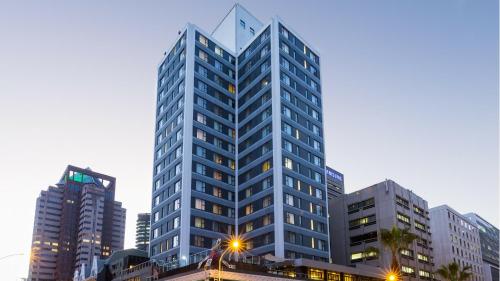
[380,225,419,273]
[436,262,472,281]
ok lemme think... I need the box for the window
[245,222,253,232]
[401,265,415,275]
[313,140,321,151]
[284,140,292,152]
[281,43,289,54]
[199,35,208,47]
[195,181,205,192]
[174,180,182,192]
[285,194,294,206]
[419,270,430,279]
[284,158,293,169]
[196,129,206,141]
[286,212,295,224]
[195,146,206,158]
[195,163,206,175]
[172,235,179,247]
[194,236,204,247]
[312,125,320,135]
[240,19,245,28]
[213,204,222,215]
[195,199,206,210]
[228,84,235,94]
[415,221,426,232]
[282,106,291,118]
[312,110,319,120]
[245,204,253,215]
[173,217,180,229]
[197,66,207,77]
[215,46,223,57]
[214,60,223,71]
[285,176,294,187]
[213,170,222,181]
[400,248,413,258]
[315,188,323,199]
[417,253,429,262]
[250,27,255,35]
[263,214,271,225]
[262,160,271,172]
[397,213,410,225]
[199,50,208,62]
[282,73,290,86]
[213,187,222,198]
[283,123,292,135]
[174,198,181,210]
[260,46,269,58]
[263,196,272,207]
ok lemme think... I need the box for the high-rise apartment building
[430,205,485,281]
[150,4,328,264]
[136,213,151,252]
[28,165,126,281]
[465,213,499,281]
[330,180,434,281]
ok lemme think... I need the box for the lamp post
[0,253,23,261]
[217,238,241,281]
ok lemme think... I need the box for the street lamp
[218,237,242,281]
[386,271,398,281]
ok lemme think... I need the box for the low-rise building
[430,205,485,281]
[330,180,434,281]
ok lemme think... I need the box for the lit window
[213,187,222,198]
[172,235,179,247]
[228,84,235,94]
[286,212,295,224]
[215,46,223,57]
[196,129,206,141]
[199,35,208,47]
[401,265,415,275]
[213,170,222,181]
[173,217,180,229]
[195,199,206,210]
[245,204,253,215]
[262,160,271,172]
[246,222,253,232]
[198,50,208,62]
[284,158,293,169]
[213,204,222,215]
[174,198,181,210]
[285,194,294,206]
[263,196,272,208]
[263,214,271,225]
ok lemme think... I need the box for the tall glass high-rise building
[150,4,328,264]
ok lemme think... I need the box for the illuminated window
[262,196,272,208]
[199,35,208,47]
[194,217,205,228]
[173,217,180,229]
[419,270,430,278]
[309,269,324,280]
[245,204,253,215]
[284,158,293,169]
[213,170,222,181]
[285,194,294,206]
[400,248,413,257]
[262,160,271,172]
[212,187,222,198]
[263,214,271,225]
[245,222,253,232]
[327,272,341,281]
[195,199,206,210]
[174,198,181,210]
[214,154,223,164]
[401,265,415,275]
[228,84,235,94]
[213,204,222,215]
[215,46,223,57]
[172,235,179,247]
[196,129,206,141]
[198,50,208,62]
[397,213,410,224]
[196,113,206,124]
[418,253,429,262]
[286,212,295,224]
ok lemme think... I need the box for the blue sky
[0,0,497,279]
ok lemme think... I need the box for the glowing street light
[386,272,398,281]
[218,237,243,281]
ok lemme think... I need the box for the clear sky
[0,0,498,279]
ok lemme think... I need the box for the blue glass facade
[151,13,329,263]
